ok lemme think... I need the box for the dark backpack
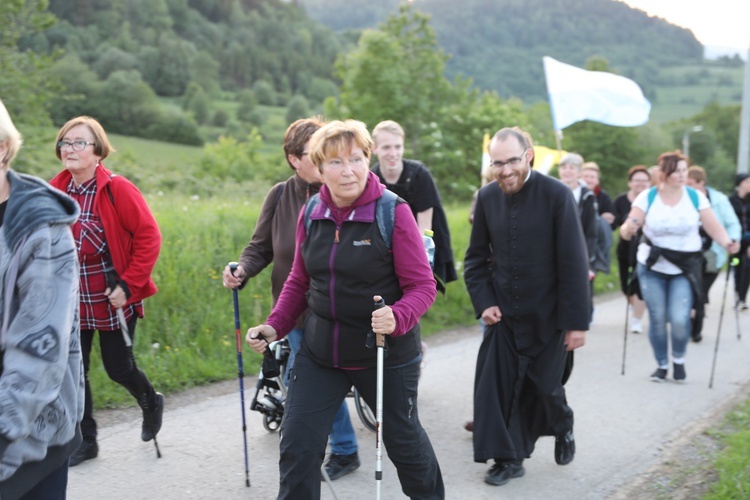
[304,190,399,249]
[579,188,612,273]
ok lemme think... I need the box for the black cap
[736,173,750,187]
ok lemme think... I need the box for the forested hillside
[301,0,703,101]
[15,0,347,144]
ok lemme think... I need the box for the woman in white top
[620,151,739,383]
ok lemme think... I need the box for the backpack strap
[686,186,699,210]
[304,190,399,250]
[375,190,398,250]
[646,186,699,212]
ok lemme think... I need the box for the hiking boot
[70,439,98,467]
[650,367,667,383]
[321,452,360,481]
[673,363,686,383]
[554,430,575,465]
[141,393,164,442]
[484,460,524,486]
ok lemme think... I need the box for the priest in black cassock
[464,127,590,487]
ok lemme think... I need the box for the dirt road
[68,283,750,499]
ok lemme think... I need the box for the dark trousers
[692,271,719,339]
[80,316,157,442]
[734,248,750,302]
[19,460,69,500]
[278,347,444,500]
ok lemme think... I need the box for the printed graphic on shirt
[18,326,59,362]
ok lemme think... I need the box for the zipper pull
[334,228,340,243]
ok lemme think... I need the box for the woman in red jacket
[50,116,163,466]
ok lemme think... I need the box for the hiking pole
[228,262,251,487]
[365,296,386,500]
[709,259,736,388]
[104,268,162,459]
[621,296,629,376]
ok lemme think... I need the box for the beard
[497,164,529,194]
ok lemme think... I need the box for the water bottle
[423,229,435,269]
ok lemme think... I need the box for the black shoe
[650,368,667,383]
[321,452,360,481]
[69,439,98,467]
[673,363,686,382]
[141,393,164,442]
[484,460,525,486]
[555,430,575,465]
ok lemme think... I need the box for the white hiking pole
[365,297,386,499]
[105,267,162,459]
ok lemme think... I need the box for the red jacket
[50,163,161,303]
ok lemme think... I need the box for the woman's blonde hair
[0,99,23,170]
[54,116,115,161]
[309,120,373,170]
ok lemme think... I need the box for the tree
[0,0,59,125]
[285,95,310,125]
[336,4,450,154]
[236,89,258,122]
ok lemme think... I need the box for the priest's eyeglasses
[491,149,527,168]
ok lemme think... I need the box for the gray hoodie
[0,169,84,497]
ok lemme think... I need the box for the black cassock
[464,170,590,463]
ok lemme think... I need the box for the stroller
[249,338,376,432]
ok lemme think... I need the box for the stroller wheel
[263,414,282,432]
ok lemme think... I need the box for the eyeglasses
[57,140,95,152]
[491,149,527,169]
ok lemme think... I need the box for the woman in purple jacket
[247,120,444,499]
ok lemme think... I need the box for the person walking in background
[729,173,750,311]
[246,120,443,499]
[613,165,651,334]
[581,161,616,226]
[0,99,84,499]
[50,116,163,466]
[558,153,597,321]
[620,151,738,383]
[222,117,361,481]
[686,166,740,342]
[465,127,589,487]
[371,120,457,292]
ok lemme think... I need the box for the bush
[145,109,204,146]
[252,80,276,105]
[236,88,257,122]
[285,95,310,125]
[212,109,229,127]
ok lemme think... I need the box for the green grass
[704,399,750,498]
[649,64,743,124]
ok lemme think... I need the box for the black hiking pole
[228,262,251,487]
[104,268,162,459]
[621,239,638,376]
[365,296,386,500]
[709,258,736,389]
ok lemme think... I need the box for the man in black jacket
[371,120,457,292]
[465,127,590,487]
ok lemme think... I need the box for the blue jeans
[638,263,693,367]
[285,328,357,456]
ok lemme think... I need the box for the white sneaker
[631,318,643,334]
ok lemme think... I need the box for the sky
[619,0,749,50]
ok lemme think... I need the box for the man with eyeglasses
[464,126,590,487]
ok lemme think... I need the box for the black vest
[301,199,421,368]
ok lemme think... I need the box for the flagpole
[738,43,750,174]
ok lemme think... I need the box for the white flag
[543,56,651,131]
